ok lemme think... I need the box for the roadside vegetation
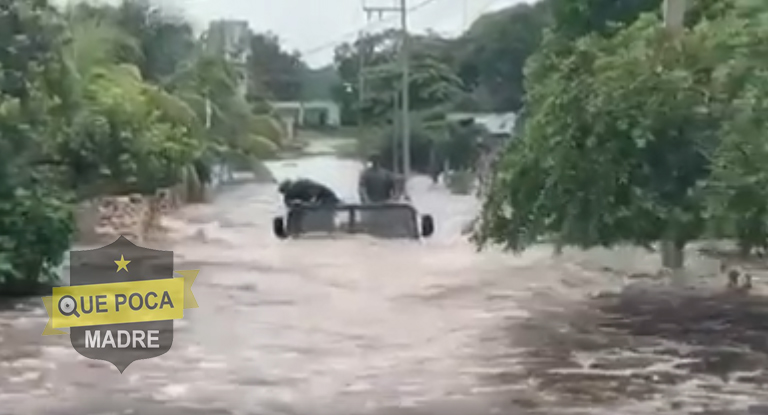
[475,0,768,270]
[327,0,768,271]
[0,0,303,294]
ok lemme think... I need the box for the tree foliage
[0,0,78,290]
[477,0,768,263]
[332,30,468,171]
[333,31,466,124]
[0,0,295,293]
[548,0,661,39]
[454,2,551,112]
[700,0,768,253]
[246,32,305,101]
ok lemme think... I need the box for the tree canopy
[0,0,304,293]
[246,32,306,101]
[327,2,554,173]
[475,0,768,267]
[321,0,768,268]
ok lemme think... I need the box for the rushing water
[1,155,768,415]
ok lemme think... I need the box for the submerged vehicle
[273,202,434,239]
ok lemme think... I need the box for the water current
[1,154,768,415]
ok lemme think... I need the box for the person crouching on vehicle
[358,155,396,203]
[278,178,341,207]
[278,179,340,234]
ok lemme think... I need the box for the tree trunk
[660,239,685,270]
[738,240,752,259]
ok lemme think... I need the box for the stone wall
[75,187,180,245]
[72,162,260,245]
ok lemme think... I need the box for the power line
[298,0,438,57]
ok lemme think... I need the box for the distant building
[271,100,341,132]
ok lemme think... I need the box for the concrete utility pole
[462,0,468,31]
[363,0,411,192]
[661,0,687,273]
[357,31,366,143]
[205,97,212,129]
[663,0,686,32]
[392,91,400,172]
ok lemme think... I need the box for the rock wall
[72,162,257,244]
[76,187,179,245]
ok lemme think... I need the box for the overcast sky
[163,0,533,67]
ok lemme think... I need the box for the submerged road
[1,155,767,414]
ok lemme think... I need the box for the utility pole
[205,96,212,129]
[462,0,468,31]
[392,91,400,172]
[357,32,365,144]
[661,0,687,273]
[400,0,411,192]
[663,0,686,31]
[363,0,410,193]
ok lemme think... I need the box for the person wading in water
[358,156,397,203]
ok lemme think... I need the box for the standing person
[428,146,442,185]
[358,155,396,203]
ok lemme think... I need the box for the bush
[242,134,279,158]
[0,183,74,295]
[250,115,286,146]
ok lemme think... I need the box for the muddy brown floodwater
[1,155,768,415]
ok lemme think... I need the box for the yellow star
[115,255,130,272]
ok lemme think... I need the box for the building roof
[271,100,339,110]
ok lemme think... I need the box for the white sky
[164,0,534,67]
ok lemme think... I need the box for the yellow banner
[42,270,198,335]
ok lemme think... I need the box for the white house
[271,100,341,129]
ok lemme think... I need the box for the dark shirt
[283,179,340,206]
[359,167,395,202]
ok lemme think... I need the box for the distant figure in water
[358,156,396,203]
[428,146,442,185]
[278,179,340,207]
[430,170,441,185]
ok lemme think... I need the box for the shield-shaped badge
[67,236,175,372]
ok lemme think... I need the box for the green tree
[702,0,768,256]
[332,29,400,125]
[246,32,306,101]
[548,0,735,40]
[332,30,467,172]
[0,0,77,292]
[113,0,197,83]
[300,64,340,101]
[549,0,661,39]
[478,0,768,268]
[475,16,720,267]
[57,11,203,196]
[454,2,551,111]
[0,0,298,294]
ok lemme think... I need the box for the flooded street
[1,155,768,414]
